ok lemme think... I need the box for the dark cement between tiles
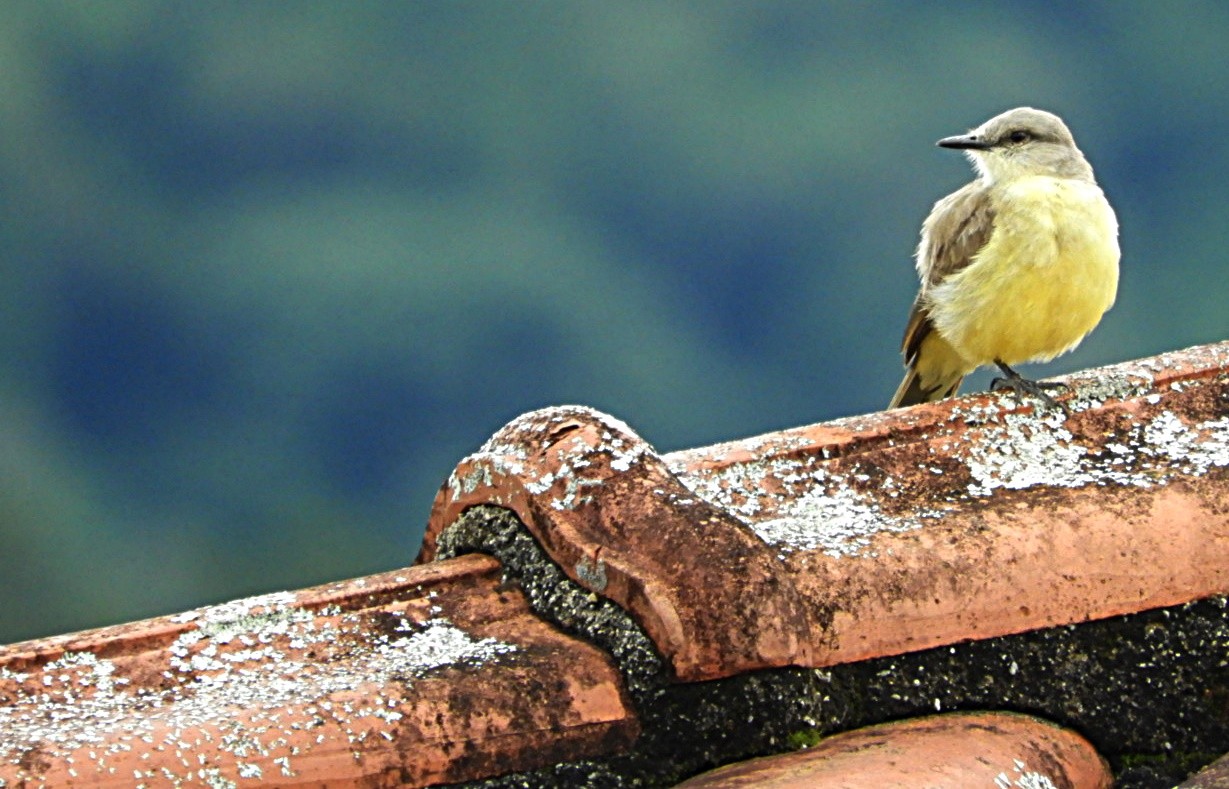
[434,505,1229,789]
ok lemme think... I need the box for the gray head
[937,107,1095,183]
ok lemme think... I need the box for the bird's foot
[991,361,1068,413]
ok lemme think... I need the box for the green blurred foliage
[1,2,1226,642]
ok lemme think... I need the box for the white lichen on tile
[449,457,522,502]
[669,454,805,523]
[965,408,1229,496]
[1142,413,1229,474]
[994,758,1060,789]
[676,454,943,557]
[453,405,656,512]
[669,361,1229,558]
[0,589,516,785]
[749,482,939,557]
[1063,369,1155,409]
[667,429,815,470]
[963,410,1091,495]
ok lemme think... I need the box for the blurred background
[2,2,1227,644]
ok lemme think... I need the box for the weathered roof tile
[0,554,636,786]
[5,340,1229,786]
[673,712,1112,788]
[423,341,1229,681]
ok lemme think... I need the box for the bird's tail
[889,365,963,409]
[888,332,968,409]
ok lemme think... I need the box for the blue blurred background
[2,2,1227,643]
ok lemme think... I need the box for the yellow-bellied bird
[890,107,1119,409]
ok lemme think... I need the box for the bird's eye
[1008,130,1030,144]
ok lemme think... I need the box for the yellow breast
[927,175,1120,369]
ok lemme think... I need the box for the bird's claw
[990,374,1068,413]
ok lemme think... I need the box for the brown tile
[672,712,1112,788]
[7,341,1225,786]
[0,554,637,787]
[423,406,815,681]
[422,341,1229,680]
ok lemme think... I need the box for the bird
[889,107,1120,410]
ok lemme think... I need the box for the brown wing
[900,181,997,364]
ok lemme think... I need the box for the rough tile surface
[423,341,1229,680]
[672,712,1112,788]
[0,555,637,787]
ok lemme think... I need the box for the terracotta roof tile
[5,340,1229,786]
[422,340,1229,682]
[0,554,636,786]
[673,712,1112,788]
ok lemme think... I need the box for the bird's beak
[937,133,993,150]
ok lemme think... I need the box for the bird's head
[937,107,1094,184]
